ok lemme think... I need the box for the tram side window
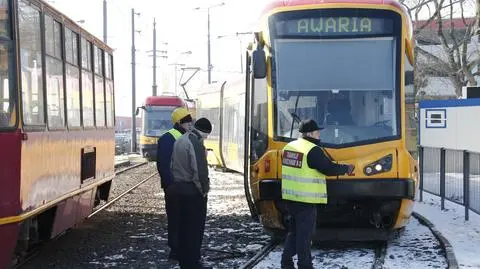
[81,38,94,127]
[104,54,113,128]
[0,44,13,127]
[94,47,105,127]
[45,16,65,129]
[105,54,114,127]
[0,0,14,128]
[19,2,44,125]
[251,81,268,162]
[65,28,80,127]
[404,55,417,157]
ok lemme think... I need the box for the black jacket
[156,124,186,188]
[303,137,349,176]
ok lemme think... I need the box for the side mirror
[252,49,266,79]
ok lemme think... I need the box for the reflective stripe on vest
[167,128,182,140]
[281,138,328,204]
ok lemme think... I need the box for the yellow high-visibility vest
[281,138,327,204]
[167,128,182,140]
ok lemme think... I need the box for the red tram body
[139,95,195,160]
[0,0,115,267]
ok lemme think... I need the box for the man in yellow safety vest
[156,107,193,261]
[281,119,355,269]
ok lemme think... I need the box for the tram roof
[34,0,113,52]
[144,96,185,107]
[261,0,407,14]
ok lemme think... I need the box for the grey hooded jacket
[170,130,210,196]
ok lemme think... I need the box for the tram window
[81,38,92,70]
[65,28,79,66]
[45,17,65,129]
[66,64,80,127]
[95,75,105,127]
[404,55,417,156]
[46,57,65,128]
[0,46,13,128]
[105,80,114,127]
[251,80,268,162]
[0,0,9,39]
[105,54,112,80]
[19,2,44,125]
[45,16,62,59]
[82,70,94,127]
[94,47,103,76]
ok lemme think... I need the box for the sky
[48,0,478,117]
[47,0,267,116]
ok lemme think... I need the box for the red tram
[138,95,195,160]
[0,0,115,267]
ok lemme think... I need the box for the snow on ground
[384,217,447,269]
[415,192,480,269]
[254,217,446,269]
[255,245,376,269]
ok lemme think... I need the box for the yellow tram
[196,0,418,240]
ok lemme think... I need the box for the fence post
[463,150,470,221]
[419,146,424,202]
[440,148,446,210]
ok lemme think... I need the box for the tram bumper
[259,178,415,201]
[258,178,415,237]
[140,144,157,160]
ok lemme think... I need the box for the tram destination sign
[274,16,394,37]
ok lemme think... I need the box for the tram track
[12,161,153,269]
[239,213,457,269]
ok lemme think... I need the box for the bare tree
[403,0,479,97]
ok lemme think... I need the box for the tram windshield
[142,106,175,137]
[273,38,400,147]
[0,0,14,128]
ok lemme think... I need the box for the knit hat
[298,119,323,133]
[194,118,212,134]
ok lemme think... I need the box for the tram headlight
[364,154,393,176]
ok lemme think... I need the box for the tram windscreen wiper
[289,92,301,138]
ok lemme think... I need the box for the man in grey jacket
[170,117,212,269]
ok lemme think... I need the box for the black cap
[298,119,323,133]
[194,117,212,133]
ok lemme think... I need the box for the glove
[347,165,355,175]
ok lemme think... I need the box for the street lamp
[193,2,225,84]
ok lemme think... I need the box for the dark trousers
[170,183,207,269]
[281,201,317,269]
[164,186,180,256]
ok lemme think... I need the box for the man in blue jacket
[156,107,193,261]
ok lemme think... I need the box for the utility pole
[194,3,224,84]
[152,18,157,96]
[131,8,138,153]
[103,0,107,43]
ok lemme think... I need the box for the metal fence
[419,146,480,220]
